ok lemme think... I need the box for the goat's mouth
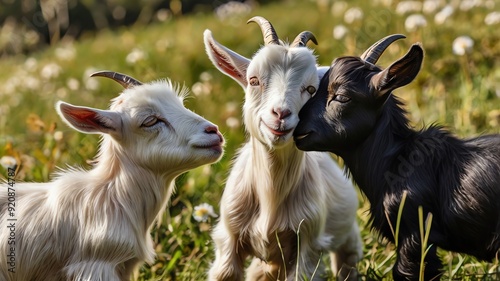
[293,130,313,144]
[192,141,224,154]
[269,128,293,136]
[261,121,293,137]
[294,133,310,140]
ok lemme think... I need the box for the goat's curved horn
[291,31,318,47]
[360,34,406,64]
[90,71,143,88]
[247,16,280,45]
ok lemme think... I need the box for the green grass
[1,1,499,280]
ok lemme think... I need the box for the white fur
[204,27,362,281]
[0,80,224,281]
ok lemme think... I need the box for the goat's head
[204,16,322,149]
[56,71,224,173]
[294,35,424,154]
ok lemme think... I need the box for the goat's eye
[333,94,351,103]
[249,77,260,86]
[306,85,316,95]
[142,116,159,127]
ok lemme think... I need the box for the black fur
[294,44,500,280]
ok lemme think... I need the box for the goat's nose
[204,124,219,134]
[273,107,291,120]
[205,124,224,143]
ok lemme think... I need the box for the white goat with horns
[0,71,224,281]
[204,16,362,281]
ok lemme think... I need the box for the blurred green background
[1,0,499,280]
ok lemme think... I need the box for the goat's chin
[259,129,294,149]
[192,145,224,163]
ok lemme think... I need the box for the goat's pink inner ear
[58,102,121,136]
[204,29,250,88]
[63,106,95,123]
[208,41,248,85]
[66,107,113,131]
[212,45,244,80]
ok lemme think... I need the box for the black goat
[293,35,500,280]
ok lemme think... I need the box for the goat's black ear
[371,43,424,98]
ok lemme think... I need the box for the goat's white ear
[56,101,122,138]
[204,29,250,88]
[371,43,424,98]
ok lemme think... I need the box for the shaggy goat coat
[294,39,500,280]
[204,17,362,281]
[0,79,224,281]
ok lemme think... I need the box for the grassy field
[1,1,499,280]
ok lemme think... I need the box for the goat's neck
[91,140,177,233]
[342,96,414,203]
[250,137,306,205]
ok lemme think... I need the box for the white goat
[0,71,224,281]
[204,17,362,281]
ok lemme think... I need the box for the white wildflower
[84,67,99,78]
[67,78,80,91]
[333,25,348,40]
[459,0,481,11]
[193,203,218,222]
[396,1,422,15]
[485,12,500,25]
[41,63,62,79]
[24,30,40,47]
[225,102,238,114]
[344,7,364,24]
[200,71,213,82]
[452,36,474,56]
[156,9,171,22]
[434,5,454,25]
[215,1,252,21]
[4,77,19,95]
[25,76,40,90]
[24,57,38,71]
[331,1,348,17]
[84,68,100,90]
[54,131,64,142]
[126,48,146,64]
[405,14,427,32]
[423,0,443,14]
[192,82,211,96]
[55,44,76,61]
[226,117,240,129]
[0,156,17,170]
[56,88,68,99]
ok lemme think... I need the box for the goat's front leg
[208,223,247,281]
[393,234,442,281]
[330,221,362,281]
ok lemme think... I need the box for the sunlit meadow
[1,1,499,280]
